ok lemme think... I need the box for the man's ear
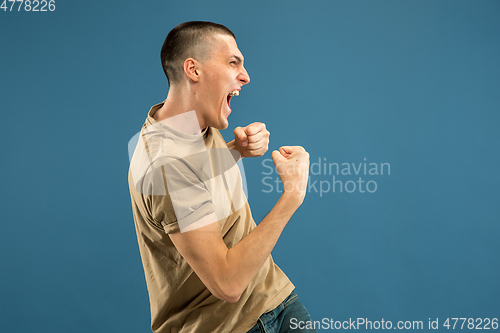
[184,58,199,82]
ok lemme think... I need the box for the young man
[128,21,315,332]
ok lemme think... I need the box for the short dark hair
[160,21,235,86]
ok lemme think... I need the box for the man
[128,21,315,332]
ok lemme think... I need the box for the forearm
[226,139,237,151]
[222,193,302,299]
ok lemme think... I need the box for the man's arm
[169,146,309,303]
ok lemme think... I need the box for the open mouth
[226,90,239,109]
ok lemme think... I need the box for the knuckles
[246,122,267,136]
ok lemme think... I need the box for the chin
[216,111,230,130]
[217,119,229,130]
[206,117,228,130]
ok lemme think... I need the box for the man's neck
[154,91,206,135]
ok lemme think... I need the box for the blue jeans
[246,290,317,333]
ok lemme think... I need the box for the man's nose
[239,66,250,85]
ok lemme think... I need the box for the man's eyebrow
[231,55,243,63]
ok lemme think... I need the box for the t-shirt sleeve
[144,152,217,234]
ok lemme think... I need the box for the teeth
[229,90,239,97]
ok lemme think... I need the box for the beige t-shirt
[128,103,294,333]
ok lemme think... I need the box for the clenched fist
[272,146,310,204]
[232,122,270,158]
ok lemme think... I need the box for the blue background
[1,0,499,331]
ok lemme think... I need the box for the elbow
[206,262,245,303]
[220,294,241,304]
[214,285,242,303]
